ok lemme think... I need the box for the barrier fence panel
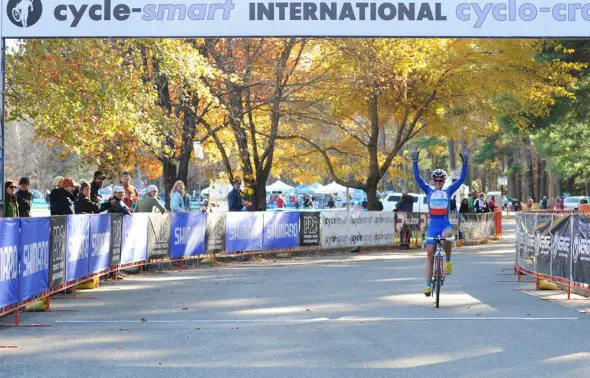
[66,215,90,283]
[170,213,207,259]
[550,215,571,281]
[18,218,50,302]
[121,213,148,264]
[49,216,67,289]
[321,211,351,249]
[572,215,590,284]
[262,212,299,251]
[299,212,320,247]
[0,219,19,309]
[225,212,263,253]
[206,212,225,253]
[147,213,171,260]
[89,214,112,275]
[109,214,123,267]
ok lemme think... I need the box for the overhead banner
[321,211,351,248]
[89,214,112,274]
[49,215,67,289]
[19,218,50,302]
[206,212,225,253]
[263,212,299,250]
[121,214,148,264]
[110,213,123,267]
[0,219,19,309]
[147,213,171,260]
[572,215,590,284]
[2,1,590,38]
[225,212,264,252]
[300,212,320,247]
[170,213,206,258]
[66,215,90,283]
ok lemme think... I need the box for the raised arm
[412,149,430,194]
[448,152,469,194]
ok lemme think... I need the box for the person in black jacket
[395,193,414,212]
[50,177,76,216]
[16,177,33,218]
[75,182,100,214]
[100,186,131,215]
[90,170,106,208]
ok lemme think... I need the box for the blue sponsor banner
[225,212,264,252]
[66,215,90,283]
[170,213,206,258]
[19,218,50,302]
[121,214,148,264]
[263,212,300,250]
[89,215,112,274]
[0,219,20,309]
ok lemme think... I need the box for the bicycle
[425,236,455,308]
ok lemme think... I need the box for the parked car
[563,196,589,211]
[383,192,428,213]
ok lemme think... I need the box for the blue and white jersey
[413,161,467,219]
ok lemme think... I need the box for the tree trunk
[524,139,534,200]
[366,185,379,210]
[538,159,546,200]
[448,139,456,173]
[162,158,177,210]
[253,175,267,211]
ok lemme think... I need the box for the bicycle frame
[426,236,454,308]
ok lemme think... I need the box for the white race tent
[266,180,294,192]
[314,181,348,194]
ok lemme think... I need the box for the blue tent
[295,184,313,194]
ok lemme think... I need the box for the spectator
[75,182,100,214]
[459,198,470,213]
[170,180,188,213]
[15,177,33,218]
[488,196,496,212]
[184,193,191,212]
[138,185,166,214]
[101,186,131,215]
[450,195,457,212]
[51,177,76,215]
[362,198,368,209]
[90,170,107,207]
[291,194,299,209]
[200,199,209,213]
[4,181,19,218]
[276,194,285,209]
[468,191,477,212]
[474,193,489,213]
[228,179,245,212]
[48,176,64,214]
[540,196,548,210]
[120,171,139,212]
[526,197,533,211]
[395,193,414,212]
[327,194,335,209]
[303,194,313,209]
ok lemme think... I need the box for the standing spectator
[488,196,496,212]
[15,177,33,218]
[51,177,76,215]
[228,179,245,212]
[4,181,19,218]
[540,196,548,210]
[459,198,470,213]
[291,194,299,209]
[90,171,107,207]
[121,171,139,212]
[101,186,131,215]
[138,185,166,214]
[48,176,64,214]
[184,193,191,212]
[75,182,100,214]
[474,193,489,213]
[303,194,314,209]
[395,193,414,212]
[450,195,457,213]
[468,191,477,212]
[170,180,188,213]
[276,194,285,209]
[526,197,534,211]
[327,194,336,209]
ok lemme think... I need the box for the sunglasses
[434,179,445,183]
[8,185,16,189]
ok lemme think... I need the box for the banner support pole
[0,38,6,208]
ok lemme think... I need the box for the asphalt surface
[2,219,589,377]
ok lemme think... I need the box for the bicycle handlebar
[425,236,455,242]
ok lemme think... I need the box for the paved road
[2,219,589,377]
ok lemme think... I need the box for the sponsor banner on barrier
[372,212,396,246]
[0,220,20,309]
[263,212,299,250]
[49,216,67,289]
[550,215,571,280]
[300,212,320,247]
[19,218,50,302]
[349,212,375,246]
[321,211,350,248]
[89,214,112,274]
[534,215,553,275]
[572,215,590,284]
[225,212,264,252]
[110,214,123,267]
[206,212,225,253]
[121,214,148,264]
[66,215,91,283]
[147,213,171,260]
[170,213,206,258]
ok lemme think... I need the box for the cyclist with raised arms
[412,148,468,297]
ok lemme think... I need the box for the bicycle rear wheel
[433,257,441,308]
[435,275,441,308]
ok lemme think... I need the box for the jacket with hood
[15,189,33,217]
[50,188,75,216]
[75,193,100,214]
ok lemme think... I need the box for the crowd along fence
[1,210,498,320]
[515,212,590,297]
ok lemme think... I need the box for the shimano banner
[121,213,148,264]
[225,212,264,252]
[572,215,590,284]
[2,1,590,38]
[49,215,67,289]
[66,215,90,283]
[0,219,19,309]
[262,212,299,250]
[170,213,206,258]
[300,212,320,247]
[206,212,225,253]
[89,214,112,274]
[109,213,123,267]
[147,213,171,260]
[18,218,50,302]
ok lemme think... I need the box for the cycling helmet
[431,169,448,180]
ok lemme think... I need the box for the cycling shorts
[426,217,452,246]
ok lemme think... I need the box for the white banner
[2,1,590,38]
[321,211,351,248]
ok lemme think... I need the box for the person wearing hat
[101,186,131,215]
[75,182,100,214]
[15,177,33,218]
[4,181,19,218]
[120,171,139,211]
[91,170,107,207]
[228,178,245,212]
[50,177,76,215]
[138,185,166,214]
